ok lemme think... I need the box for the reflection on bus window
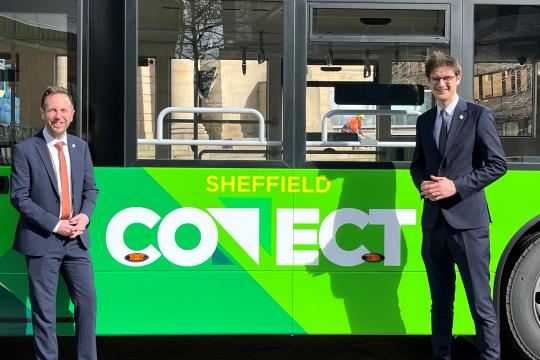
[473,63,533,137]
[0,58,20,126]
[0,9,74,164]
[474,4,540,163]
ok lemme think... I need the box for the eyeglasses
[428,75,456,85]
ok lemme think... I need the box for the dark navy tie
[439,109,448,157]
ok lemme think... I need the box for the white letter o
[157,207,218,266]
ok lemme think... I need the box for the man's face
[427,66,461,105]
[41,93,74,139]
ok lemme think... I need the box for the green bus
[1,0,540,358]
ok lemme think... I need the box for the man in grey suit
[410,52,507,359]
[10,86,98,360]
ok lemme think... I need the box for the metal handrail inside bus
[137,107,282,147]
[306,109,421,148]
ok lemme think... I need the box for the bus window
[474,4,540,164]
[305,4,448,162]
[136,0,284,162]
[306,3,450,162]
[312,7,446,40]
[306,58,436,162]
[0,7,76,165]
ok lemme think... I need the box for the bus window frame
[462,0,540,170]
[300,0,459,169]
[125,0,294,169]
[124,0,540,170]
[0,0,85,140]
[308,2,451,44]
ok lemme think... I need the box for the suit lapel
[34,131,60,197]
[67,135,82,201]
[443,98,468,158]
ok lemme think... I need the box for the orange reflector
[361,253,385,262]
[125,253,149,262]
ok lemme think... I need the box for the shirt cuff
[53,220,61,233]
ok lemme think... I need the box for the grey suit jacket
[410,98,507,230]
[10,130,98,256]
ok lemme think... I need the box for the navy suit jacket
[10,130,98,256]
[410,98,507,230]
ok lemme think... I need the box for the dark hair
[425,51,462,78]
[40,86,74,110]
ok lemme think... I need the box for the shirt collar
[437,94,460,117]
[43,127,68,146]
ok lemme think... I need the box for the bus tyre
[505,231,540,359]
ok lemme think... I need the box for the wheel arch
[494,214,540,318]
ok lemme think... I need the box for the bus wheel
[505,231,540,359]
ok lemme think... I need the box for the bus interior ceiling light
[241,46,247,75]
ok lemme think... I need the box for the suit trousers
[26,236,97,360]
[422,216,500,360]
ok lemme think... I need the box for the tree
[174,0,223,107]
[173,0,224,157]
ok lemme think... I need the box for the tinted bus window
[0,3,78,164]
[474,4,540,163]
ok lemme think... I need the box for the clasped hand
[420,175,457,201]
[56,214,89,238]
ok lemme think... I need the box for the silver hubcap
[535,273,540,328]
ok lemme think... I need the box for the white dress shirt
[43,128,72,232]
[434,94,460,149]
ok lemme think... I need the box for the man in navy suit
[10,86,98,360]
[410,52,507,359]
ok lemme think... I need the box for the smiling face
[427,66,462,107]
[41,93,74,139]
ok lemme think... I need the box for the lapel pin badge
[72,144,76,148]
[459,115,464,120]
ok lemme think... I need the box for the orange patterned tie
[54,141,71,220]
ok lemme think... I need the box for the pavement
[0,335,486,360]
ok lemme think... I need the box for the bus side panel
[91,167,297,334]
[292,271,476,334]
[95,271,294,334]
[1,167,538,335]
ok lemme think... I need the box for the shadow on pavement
[0,335,515,360]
